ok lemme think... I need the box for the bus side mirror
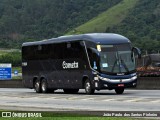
[132,47,141,59]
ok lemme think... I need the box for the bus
[22,33,141,94]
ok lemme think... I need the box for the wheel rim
[35,82,39,91]
[86,82,91,92]
[42,82,46,92]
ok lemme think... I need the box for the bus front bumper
[94,76,137,90]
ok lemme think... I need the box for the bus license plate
[118,84,124,87]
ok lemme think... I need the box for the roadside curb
[0,80,23,88]
[137,77,160,89]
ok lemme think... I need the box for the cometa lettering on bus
[62,61,78,69]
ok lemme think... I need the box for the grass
[67,0,139,34]
[0,48,22,79]
[0,112,149,120]
[12,67,22,79]
[0,49,20,55]
[12,67,22,73]
[0,49,22,74]
[0,51,8,56]
[12,75,22,79]
[0,117,146,120]
[0,111,153,120]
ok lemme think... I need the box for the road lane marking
[67,97,79,100]
[125,98,144,102]
[81,98,94,100]
[150,100,160,103]
[102,99,116,101]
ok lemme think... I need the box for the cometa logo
[62,61,79,69]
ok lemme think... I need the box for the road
[0,88,160,111]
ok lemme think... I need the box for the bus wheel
[34,80,41,93]
[115,88,124,94]
[41,79,48,93]
[84,80,95,95]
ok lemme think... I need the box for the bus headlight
[94,77,99,80]
[131,76,137,80]
[98,76,110,81]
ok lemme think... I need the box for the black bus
[22,33,141,94]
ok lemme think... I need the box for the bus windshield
[100,44,135,74]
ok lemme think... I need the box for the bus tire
[84,79,95,95]
[115,88,124,94]
[41,79,48,93]
[34,80,41,93]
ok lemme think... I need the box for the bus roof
[22,33,130,47]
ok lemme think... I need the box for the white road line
[45,97,58,99]
[125,98,144,102]
[81,98,94,100]
[102,99,116,101]
[150,100,160,103]
[67,97,78,100]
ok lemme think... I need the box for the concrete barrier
[0,77,160,89]
[137,77,160,89]
[0,80,23,88]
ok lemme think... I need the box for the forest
[107,0,160,54]
[0,0,121,48]
[0,0,159,62]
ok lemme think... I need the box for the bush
[0,51,21,67]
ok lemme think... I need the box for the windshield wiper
[111,58,118,73]
[119,56,129,73]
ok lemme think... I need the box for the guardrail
[0,80,23,88]
[0,77,160,89]
[137,77,160,89]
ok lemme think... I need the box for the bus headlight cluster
[94,77,99,80]
[131,76,137,80]
[98,76,110,81]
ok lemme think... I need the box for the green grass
[12,67,22,73]
[0,112,152,120]
[0,49,20,55]
[0,116,150,120]
[12,75,22,79]
[67,0,139,34]
[12,67,22,79]
[0,51,8,56]
[0,117,146,120]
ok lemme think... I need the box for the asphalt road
[0,88,160,111]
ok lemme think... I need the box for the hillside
[68,0,139,34]
[0,0,121,48]
[0,0,159,53]
[68,0,160,53]
[109,0,160,53]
